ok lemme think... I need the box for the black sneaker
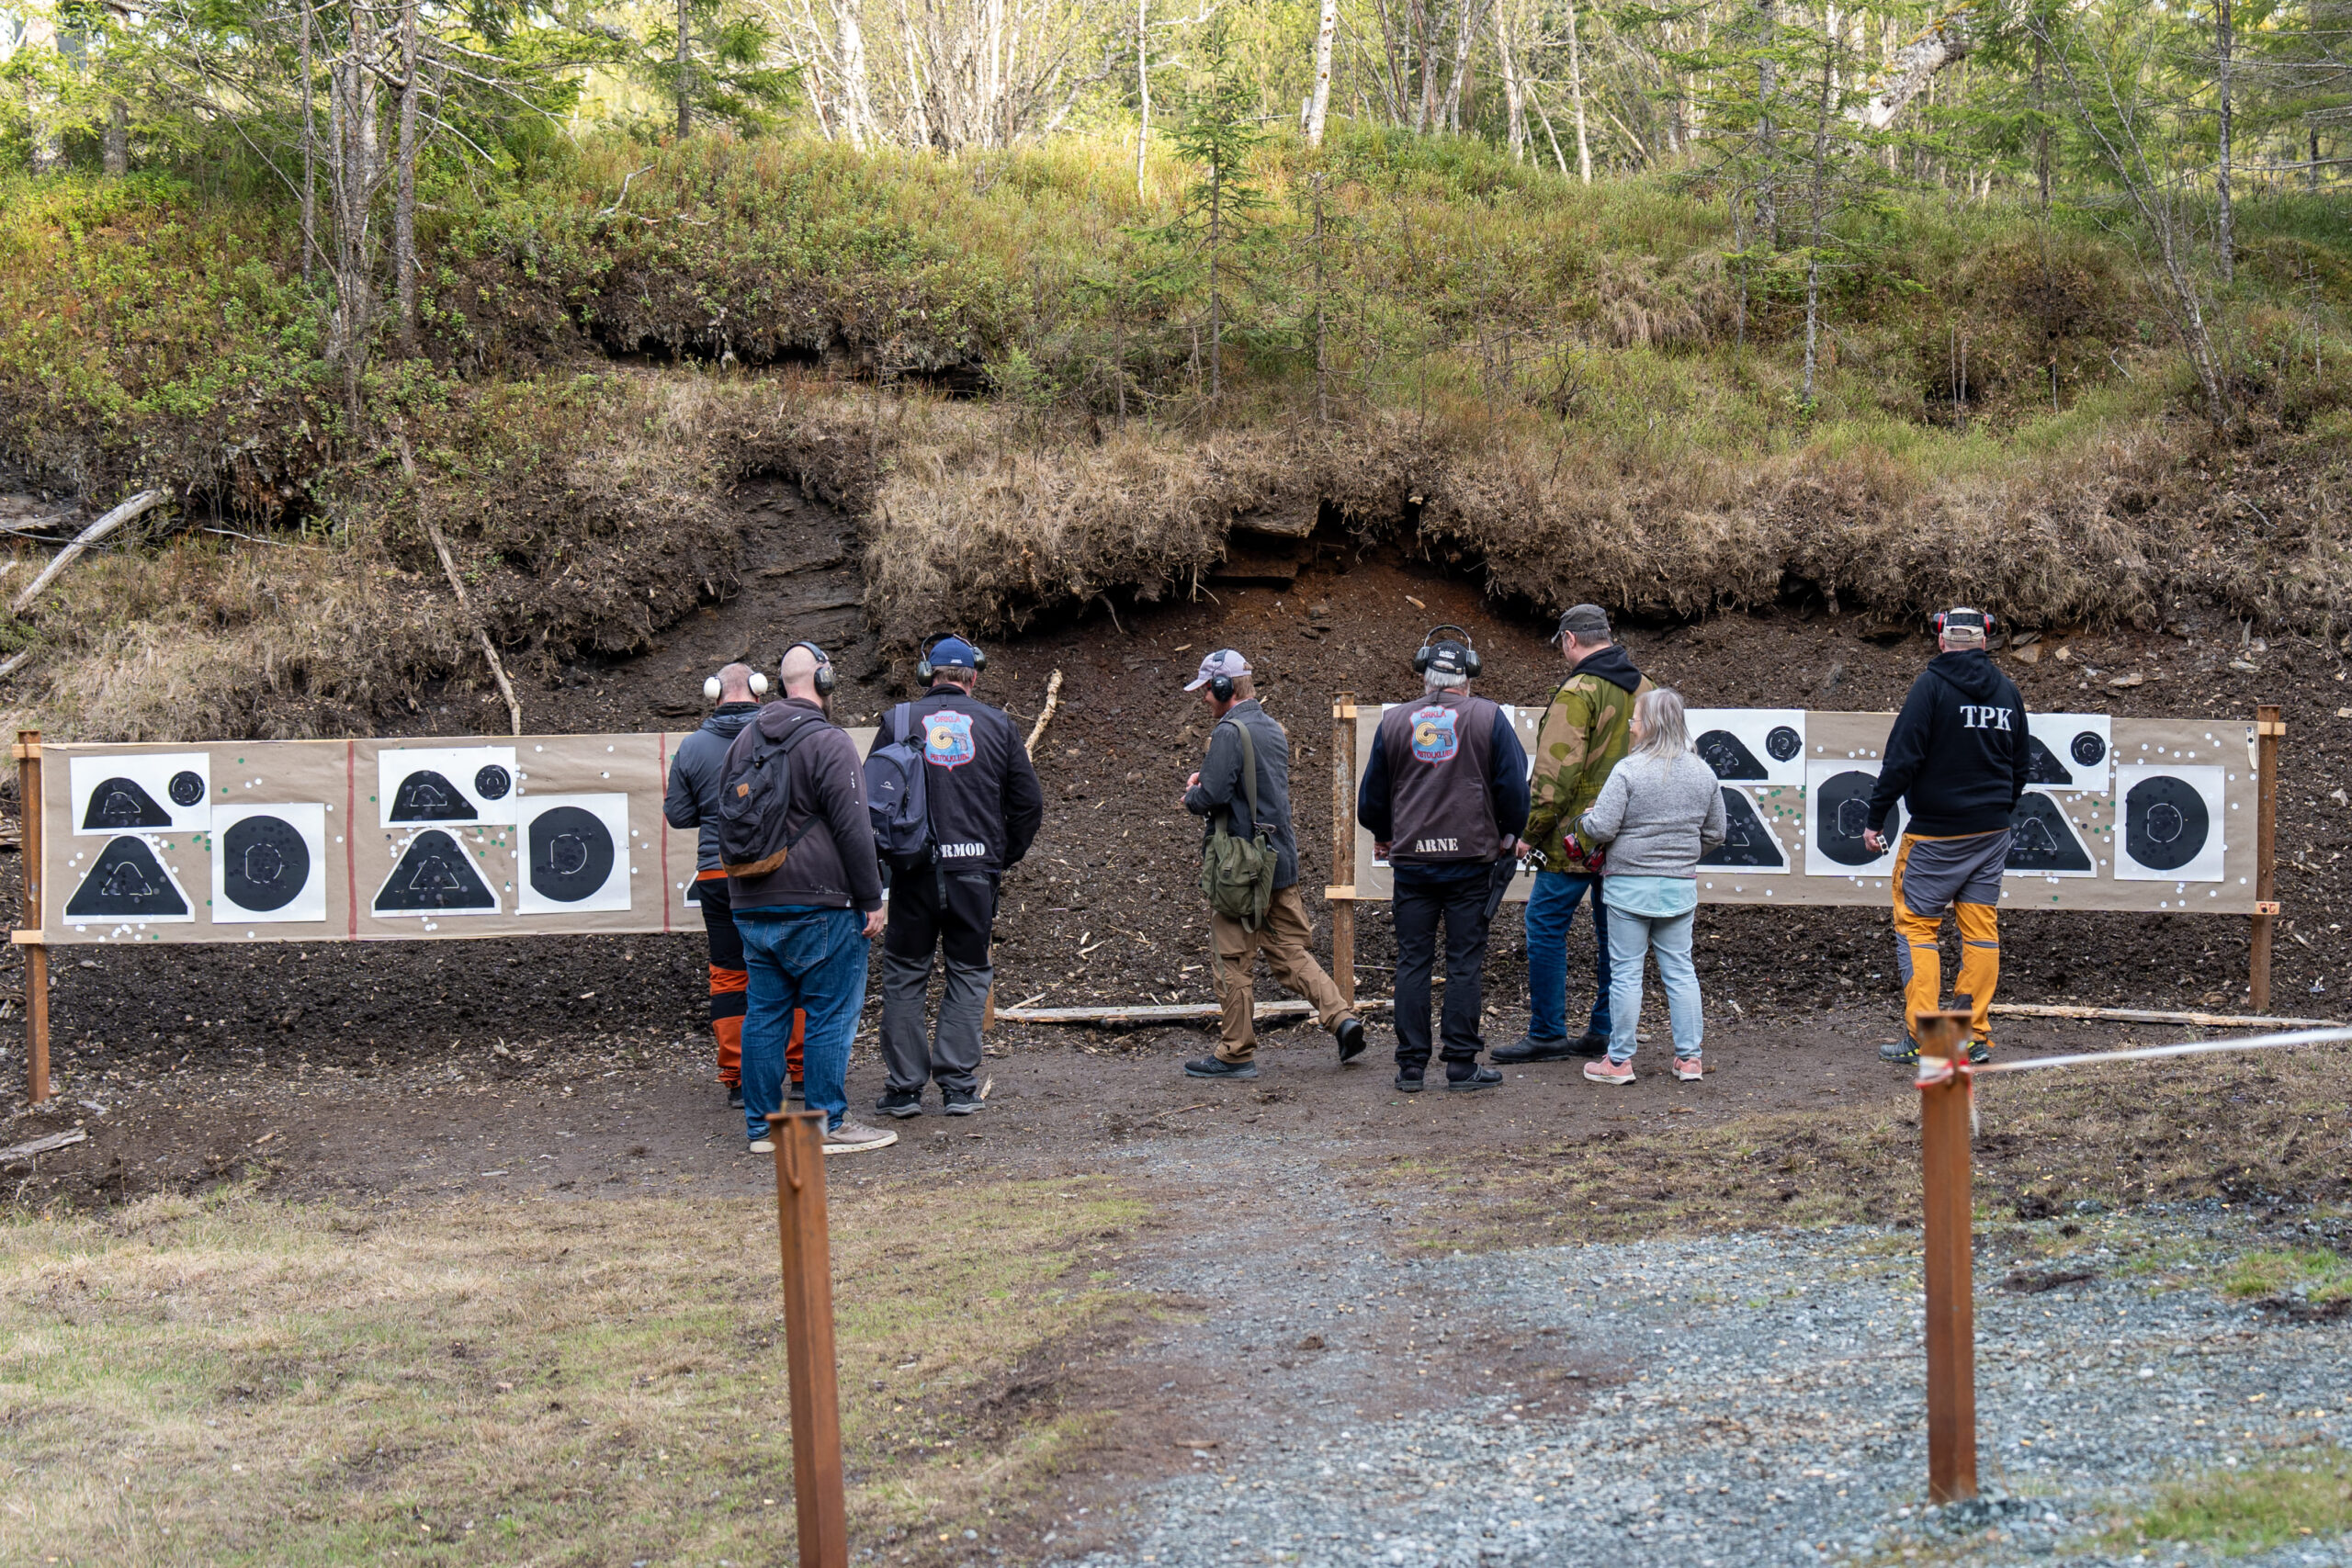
[1967,1041,1992,1066]
[787,1078,806,1103]
[1567,1031,1612,1058]
[1879,1038,1921,1065]
[1335,1018,1367,1065]
[943,1088,983,1116]
[1491,1032,1574,1064]
[1395,1069,1426,1093]
[726,1084,744,1110]
[1446,1065,1504,1092]
[876,1088,923,1120]
[1185,1055,1259,1080]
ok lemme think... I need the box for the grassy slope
[1,135,2349,738]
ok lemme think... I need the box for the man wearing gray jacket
[663,663,768,1109]
[1179,650,1365,1080]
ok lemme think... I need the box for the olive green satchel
[1199,718,1277,931]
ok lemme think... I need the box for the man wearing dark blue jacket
[1863,609,2032,1066]
[1359,638,1531,1093]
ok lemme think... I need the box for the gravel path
[1057,1182,2352,1568]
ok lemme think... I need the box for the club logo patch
[1409,705,1460,763]
[923,710,977,768]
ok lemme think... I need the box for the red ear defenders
[1412,624,1482,679]
[786,640,837,696]
[916,633,987,683]
[1930,609,1996,638]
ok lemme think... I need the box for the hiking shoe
[727,1084,744,1110]
[1395,1068,1426,1093]
[1185,1055,1259,1080]
[1492,1032,1574,1064]
[748,1135,776,1155]
[1967,1041,1992,1066]
[1672,1055,1705,1082]
[1445,1065,1503,1093]
[1583,1057,1636,1087]
[1879,1038,1921,1066]
[943,1088,983,1116]
[1568,1030,1612,1058]
[876,1088,924,1120]
[822,1120,899,1155]
[1336,1017,1368,1065]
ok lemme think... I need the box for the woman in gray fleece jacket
[1574,688,1726,1084]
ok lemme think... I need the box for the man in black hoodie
[1863,609,2031,1065]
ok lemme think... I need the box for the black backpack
[716,708,830,879]
[863,703,933,863]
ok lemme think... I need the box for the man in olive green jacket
[1499,604,1655,1062]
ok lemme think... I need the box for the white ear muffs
[704,676,722,701]
[750,671,769,695]
[704,671,772,703]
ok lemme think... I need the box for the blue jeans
[1524,873,1611,1042]
[1605,908,1703,1064]
[738,907,869,1138]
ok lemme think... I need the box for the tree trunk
[835,0,873,148]
[2215,0,2233,284]
[1135,0,1150,194]
[676,0,694,140]
[1308,0,1338,146]
[1410,0,1434,132]
[1755,0,1778,242]
[1567,0,1592,182]
[1313,177,1329,422]
[103,99,128,176]
[2032,31,2049,213]
[1531,82,1571,177]
[1207,159,1222,400]
[1440,0,1485,130]
[1498,0,1526,162]
[301,0,317,287]
[396,0,420,355]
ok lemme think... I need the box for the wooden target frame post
[2249,702,2283,1013]
[768,1109,849,1568]
[1327,694,1357,1007]
[1914,1004,1978,1505]
[13,730,46,1105]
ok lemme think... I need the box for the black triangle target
[388,770,477,822]
[2006,794,2094,874]
[373,829,498,912]
[1695,729,1770,782]
[1700,789,1785,869]
[64,837,190,919]
[81,776,174,830]
[2023,736,2075,787]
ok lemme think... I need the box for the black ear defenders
[1411,624,1483,679]
[703,670,771,702]
[1930,608,1996,637]
[786,640,838,697]
[916,633,987,684]
[1208,671,1236,702]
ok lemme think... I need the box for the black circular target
[221,815,311,913]
[2123,775,2210,872]
[167,770,206,807]
[1814,770,1890,867]
[2070,731,2107,768]
[527,806,615,903]
[1765,726,1802,762]
[474,764,513,801]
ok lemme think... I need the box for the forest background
[0,0,2346,739]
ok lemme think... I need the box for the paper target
[1804,761,1903,876]
[63,836,197,922]
[1698,787,1791,873]
[211,804,327,923]
[374,829,502,916]
[70,752,211,836]
[1687,709,1806,787]
[2023,714,2111,794]
[378,746,519,829]
[2003,794,2097,877]
[2115,764,2224,882]
[518,794,630,914]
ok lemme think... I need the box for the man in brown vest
[1357,633,1530,1092]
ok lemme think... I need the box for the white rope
[1917,1025,2352,1083]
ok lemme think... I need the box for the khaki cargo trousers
[1210,884,1355,1062]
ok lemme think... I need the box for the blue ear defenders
[916,633,987,683]
[786,640,837,696]
[1412,624,1483,678]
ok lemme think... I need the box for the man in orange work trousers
[1862,608,2031,1066]
[666,663,802,1106]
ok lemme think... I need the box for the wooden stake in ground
[1329,692,1357,1008]
[398,439,523,737]
[13,728,48,1105]
[2250,702,2282,1012]
[768,1110,848,1568]
[1915,1002,1978,1505]
[10,490,166,616]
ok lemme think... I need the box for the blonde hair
[1630,687,1690,761]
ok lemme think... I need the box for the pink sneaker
[1582,1057,1635,1086]
[1673,1055,1704,1082]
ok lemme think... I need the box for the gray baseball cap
[1183,649,1252,692]
[1556,604,1611,642]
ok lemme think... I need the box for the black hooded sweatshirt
[1867,649,2031,837]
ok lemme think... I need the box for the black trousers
[881,864,999,1095]
[1392,874,1492,1072]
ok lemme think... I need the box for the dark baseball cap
[1423,639,1474,679]
[1556,604,1611,642]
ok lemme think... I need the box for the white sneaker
[747,1136,775,1154]
[822,1120,899,1155]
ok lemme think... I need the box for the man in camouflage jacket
[1498,604,1654,1062]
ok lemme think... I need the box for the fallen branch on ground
[996,998,1394,1026]
[1023,669,1064,755]
[1991,1003,2343,1030]
[11,490,167,615]
[0,1128,85,1163]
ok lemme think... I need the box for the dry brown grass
[0,1176,1143,1564]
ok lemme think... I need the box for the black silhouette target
[2071,730,2107,768]
[2006,795,2094,874]
[1814,770,1889,867]
[81,776,173,830]
[64,837,189,919]
[167,770,207,807]
[2123,775,2210,872]
[474,764,513,802]
[221,814,312,913]
[388,770,477,823]
[374,829,498,912]
[527,806,616,905]
[1695,730,1769,782]
[1765,726,1802,762]
[2024,736,2075,787]
[1700,789,1786,869]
